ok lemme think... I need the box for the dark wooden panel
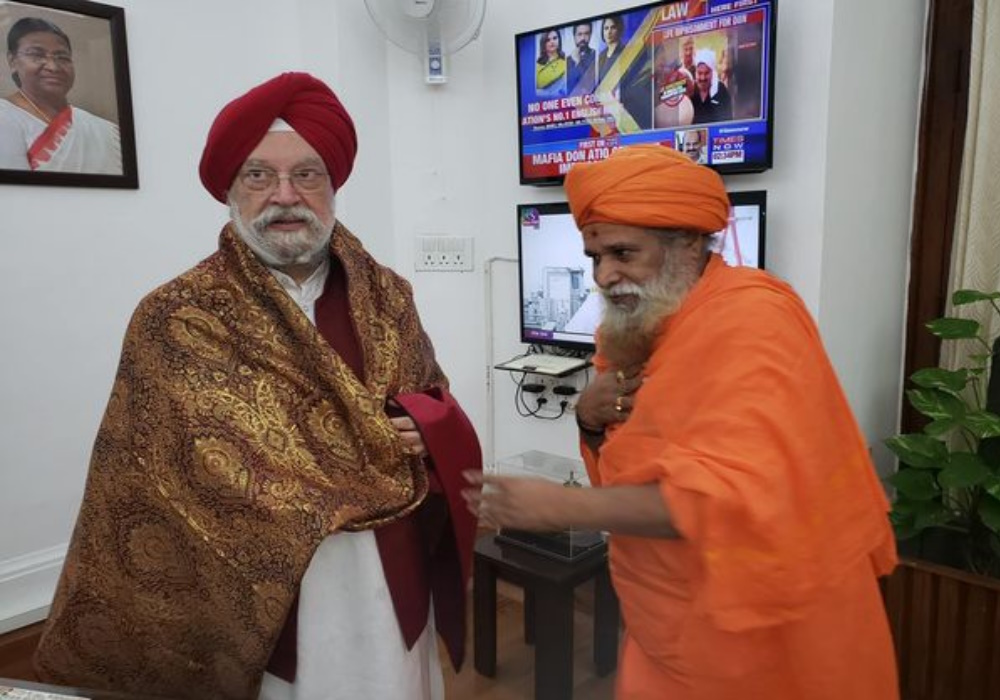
[886,559,1000,700]
[906,568,936,697]
[884,568,911,682]
[901,0,974,432]
[958,584,994,700]
[931,575,962,699]
[990,598,1000,698]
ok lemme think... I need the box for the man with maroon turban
[465,145,899,699]
[34,72,481,700]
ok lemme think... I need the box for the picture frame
[0,0,137,188]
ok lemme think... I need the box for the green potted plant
[885,289,1000,578]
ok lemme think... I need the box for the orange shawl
[35,224,446,699]
[584,255,898,698]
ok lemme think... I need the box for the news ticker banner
[520,120,769,179]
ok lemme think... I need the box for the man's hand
[462,470,679,538]
[575,364,644,434]
[462,471,573,531]
[390,416,427,458]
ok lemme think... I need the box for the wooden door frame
[902,0,975,432]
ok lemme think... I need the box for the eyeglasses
[16,50,73,67]
[238,167,330,193]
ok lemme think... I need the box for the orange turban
[199,72,357,203]
[564,144,730,233]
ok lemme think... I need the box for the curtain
[941,0,1000,371]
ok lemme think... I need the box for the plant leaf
[908,388,966,421]
[979,495,1000,535]
[938,452,991,488]
[911,367,969,393]
[913,501,955,531]
[885,434,948,469]
[927,317,981,339]
[889,511,920,540]
[924,418,959,437]
[985,476,1000,500]
[887,469,940,500]
[891,498,919,515]
[891,500,956,535]
[952,289,1000,305]
[962,411,1000,438]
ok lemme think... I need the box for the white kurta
[257,261,443,700]
[0,100,122,174]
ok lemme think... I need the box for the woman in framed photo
[0,16,121,174]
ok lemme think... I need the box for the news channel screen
[516,0,777,184]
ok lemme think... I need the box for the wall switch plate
[415,236,474,272]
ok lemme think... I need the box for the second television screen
[518,192,766,350]
[516,0,777,184]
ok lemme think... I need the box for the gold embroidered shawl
[35,224,446,699]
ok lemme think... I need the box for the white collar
[267,256,331,322]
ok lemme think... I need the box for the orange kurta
[583,255,899,699]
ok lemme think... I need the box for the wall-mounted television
[517,190,767,350]
[516,0,778,185]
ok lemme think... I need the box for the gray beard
[229,199,333,268]
[598,252,701,368]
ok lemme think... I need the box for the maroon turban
[564,144,730,233]
[199,72,357,203]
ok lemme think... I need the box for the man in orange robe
[465,145,898,699]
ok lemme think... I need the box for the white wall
[0,0,926,631]
[818,0,927,473]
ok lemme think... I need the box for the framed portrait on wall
[0,0,137,188]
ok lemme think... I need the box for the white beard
[598,251,701,368]
[229,198,334,268]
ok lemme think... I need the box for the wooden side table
[473,534,620,700]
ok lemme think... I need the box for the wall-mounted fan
[363,0,487,84]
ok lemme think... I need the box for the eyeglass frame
[14,49,74,67]
[236,166,331,194]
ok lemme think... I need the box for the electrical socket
[540,377,579,412]
[415,236,474,272]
